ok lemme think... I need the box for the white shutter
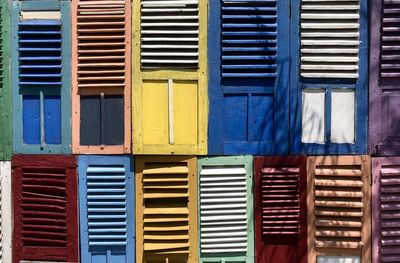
[0,162,11,263]
[140,0,199,68]
[300,0,360,78]
[199,165,248,253]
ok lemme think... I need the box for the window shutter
[140,0,199,69]
[72,0,131,154]
[254,156,307,263]
[208,0,290,155]
[198,156,254,262]
[0,162,11,262]
[12,155,78,263]
[136,156,197,262]
[370,0,400,155]
[307,156,370,263]
[79,156,134,262]
[11,0,71,154]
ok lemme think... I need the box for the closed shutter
[208,0,290,155]
[198,156,254,262]
[12,155,78,263]
[370,0,400,155]
[0,162,11,262]
[136,156,197,262]
[79,156,134,262]
[308,156,370,263]
[254,156,307,263]
[72,0,131,154]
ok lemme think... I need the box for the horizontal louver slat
[86,165,127,247]
[221,0,277,78]
[200,165,247,254]
[18,20,62,86]
[300,0,360,79]
[140,0,199,69]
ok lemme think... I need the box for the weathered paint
[71,0,131,154]
[254,156,307,263]
[290,0,368,154]
[307,156,371,263]
[12,155,78,263]
[135,156,198,262]
[197,156,254,262]
[0,162,12,262]
[11,0,71,154]
[372,157,400,263]
[132,0,208,155]
[208,0,290,155]
[79,155,135,263]
[369,0,400,156]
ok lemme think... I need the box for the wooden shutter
[132,0,207,155]
[79,155,135,262]
[0,162,11,262]
[12,155,78,263]
[11,0,71,154]
[254,156,307,263]
[370,0,400,156]
[198,156,254,262]
[372,157,400,263]
[208,0,290,155]
[291,0,368,155]
[72,0,131,154]
[136,156,197,262]
[307,156,370,263]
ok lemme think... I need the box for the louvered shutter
[0,162,12,262]
[198,156,254,262]
[11,0,71,154]
[372,157,400,263]
[72,0,131,154]
[370,0,400,155]
[12,155,78,263]
[291,0,368,154]
[208,0,289,155]
[136,156,197,262]
[79,155,134,262]
[254,156,307,263]
[132,0,207,155]
[307,156,370,263]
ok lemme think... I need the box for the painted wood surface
[11,0,71,154]
[79,155,135,263]
[132,0,208,155]
[307,156,371,263]
[208,0,290,155]
[198,156,254,263]
[254,156,307,263]
[135,156,198,262]
[71,0,131,154]
[290,0,368,155]
[12,154,78,263]
[0,162,12,262]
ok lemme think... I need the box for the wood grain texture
[1,162,12,262]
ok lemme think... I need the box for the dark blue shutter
[208,0,290,155]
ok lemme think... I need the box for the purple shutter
[370,0,400,155]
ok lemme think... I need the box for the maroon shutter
[254,156,307,263]
[12,155,78,263]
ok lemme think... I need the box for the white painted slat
[301,90,325,144]
[331,90,355,143]
[199,165,248,254]
[300,0,360,79]
[140,0,199,68]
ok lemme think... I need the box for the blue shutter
[209,0,290,155]
[290,0,368,154]
[79,155,135,262]
[11,0,72,154]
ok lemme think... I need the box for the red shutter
[12,155,78,263]
[254,156,307,263]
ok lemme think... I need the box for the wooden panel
[0,162,12,262]
[198,156,254,262]
[132,0,207,155]
[136,156,197,262]
[12,155,78,263]
[254,156,307,263]
[301,90,325,144]
[79,155,135,262]
[307,156,370,263]
[72,0,131,154]
[330,90,355,143]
